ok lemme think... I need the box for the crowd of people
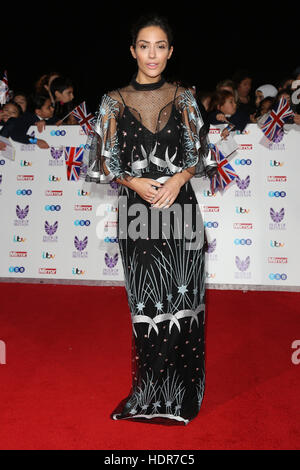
[194,67,300,139]
[1,67,300,151]
[0,72,77,149]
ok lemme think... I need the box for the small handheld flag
[260,97,294,142]
[209,143,238,194]
[71,101,95,135]
[64,146,84,181]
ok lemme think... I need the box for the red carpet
[0,283,299,450]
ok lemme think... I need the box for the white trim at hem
[112,413,189,425]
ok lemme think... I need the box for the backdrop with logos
[0,124,299,290]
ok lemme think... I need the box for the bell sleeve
[82,94,128,184]
[177,89,217,178]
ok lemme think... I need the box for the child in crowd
[0,95,55,149]
[50,76,77,124]
[0,102,23,150]
[12,92,28,113]
[0,102,22,124]
[254,97,274,125]
[256,88,296,130]
[276,88,291,104]
[255,84,277,108]
[250,84,278,122]
[207,89,250,136]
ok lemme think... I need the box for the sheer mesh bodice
[111,81,181,134]
[82,78,216,183]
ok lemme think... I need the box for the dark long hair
[130,14,174,48]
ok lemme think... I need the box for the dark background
[2,2,299,112]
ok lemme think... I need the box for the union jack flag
[64,146,84,181]
[209,143,238,193]
[260,97,294,142]
[71,101,95,135]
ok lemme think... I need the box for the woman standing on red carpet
[83,14,216,425]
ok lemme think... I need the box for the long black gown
[82,76,216,425]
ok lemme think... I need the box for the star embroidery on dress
[166,293,173,302]
[136,302,145,312]
[155,301,163,311]
[178,285,188,295]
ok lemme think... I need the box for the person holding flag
[50,76,77,125]
[59,101,95,135]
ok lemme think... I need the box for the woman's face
[238,78,252,97]
[130,26,173,82]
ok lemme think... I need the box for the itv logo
[270,160,284,167]
[20,160,32,167]
[235,206,250,214]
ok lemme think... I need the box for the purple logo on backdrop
[110,181,118,190]
[43,221,58,242]
[206,239,217,253]
[206,238,218,261]
[0,175,2,184]
[270,208,284,223]
[14,205,29,226]
[236,175,250,190]
[50,147,63,160]
[16,205,29,220]
[105,252,118,268]
[235,175,251,197]
[235,256,250,272]
[45,221,58,235]
[74,236,88,252]
[49,147,64,167]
